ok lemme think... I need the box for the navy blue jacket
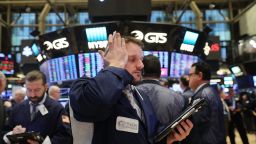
[70,67,158,144]
[182,84,226,144]
[9,96,72,144]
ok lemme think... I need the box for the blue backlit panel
[183,31,199,45]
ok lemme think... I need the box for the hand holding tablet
[154,98,206,143]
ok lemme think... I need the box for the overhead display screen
[170,52,198,78]
[47,55,78,82]
[78,52,104,78]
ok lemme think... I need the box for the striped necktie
[123,85,144,122]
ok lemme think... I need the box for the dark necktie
[31,103,38,121]
[124,85,145,122]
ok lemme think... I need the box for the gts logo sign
[43,37,69,50]
[131,30,167,44]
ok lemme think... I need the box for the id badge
[116,116,139,133]
[38,104,48,116]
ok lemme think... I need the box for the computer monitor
[1,90,12,100]
[47,55,78,82]
[78,52,104,78]
[59,88,70,107]
[143,51,169,77]
[230,65,245,76]
[224,76,233,87]
[169,52,198,78]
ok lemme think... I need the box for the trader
[69,33,193,144]
[4,70,72,144]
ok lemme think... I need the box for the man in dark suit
[182,62,226,144]
[4,70,72,144]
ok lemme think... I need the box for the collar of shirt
[194,83,208,94]
[29,93,47,114]
[183,87,190,93]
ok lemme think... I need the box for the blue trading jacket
[70,67,158,144]
[9,96,72,144]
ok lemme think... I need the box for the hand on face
[99,32,128,69]
[166,119,193,144]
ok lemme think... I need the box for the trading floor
[226,131,256,144]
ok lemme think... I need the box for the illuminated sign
[43,37,70,50]
[22,46,33,57]
[180,31,199,52]
[36,54,47,62]
[210,43,220,52]
[131,30,167,44]
[204,42,211,56]
[85,27,108,49]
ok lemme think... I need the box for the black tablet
[7,131,44,143]
[154,98,206,143]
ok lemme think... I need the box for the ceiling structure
[0,0,254,13]
[0,0,255,28]
[0,0,254,77]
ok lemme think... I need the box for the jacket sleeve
[69,67,133,122]
[192,87,216,125]
[50,106,73,144]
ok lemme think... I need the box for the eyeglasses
[188,72,198,77]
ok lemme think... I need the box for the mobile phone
[154,98,206,143]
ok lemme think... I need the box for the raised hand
[99,32,127,69]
